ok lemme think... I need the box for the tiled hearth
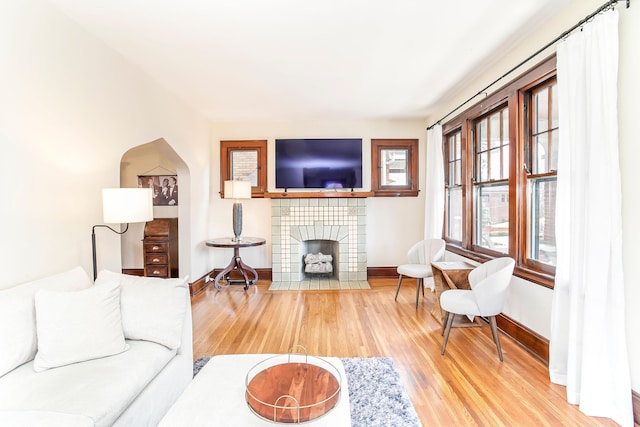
[269,198,369,290]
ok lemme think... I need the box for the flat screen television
[275,138,363,189]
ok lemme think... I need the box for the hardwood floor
[191,278,618,426]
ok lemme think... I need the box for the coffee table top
[246,362,340,423]
[158,354,350,427]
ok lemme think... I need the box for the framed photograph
[138,175,178,206]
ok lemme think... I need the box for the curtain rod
[426,0,630,131]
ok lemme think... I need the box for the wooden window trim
[441,55,557,288]
[220,140,267,198]
[444,130,463,243]
[520,77,558,276]
[371,139,419,197]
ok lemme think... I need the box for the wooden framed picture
[138,175,178,206]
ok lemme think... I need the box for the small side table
[430,261,482,328]
[206,237,265,291]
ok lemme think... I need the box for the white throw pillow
[95,270,188,350]
[33,281,129,372]
[0,266,92,377]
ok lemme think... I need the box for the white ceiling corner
[46,0,570,122]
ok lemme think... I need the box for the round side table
[206,237,265,290]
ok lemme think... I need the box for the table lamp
[224,180,252,241]
[92,188,154,280]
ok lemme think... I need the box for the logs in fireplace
[304,252,333,275]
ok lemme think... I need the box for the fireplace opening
[301,239,338,279]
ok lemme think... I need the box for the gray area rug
[193,356,421,427]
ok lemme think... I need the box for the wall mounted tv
[275,138,363,189]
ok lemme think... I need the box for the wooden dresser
[143,218,178,278]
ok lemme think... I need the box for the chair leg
[441,313,455,355]
[421,278,425,297]
[441,311,449,336]
[489,316,504,362]
[394,275,404,301]
[415,278,421,309]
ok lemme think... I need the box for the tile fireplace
[270,198,369,290]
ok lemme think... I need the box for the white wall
[428,0,640,393]
[209,119,427,270]
[0,0,211,288]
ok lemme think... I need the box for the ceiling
[47,0,569,122]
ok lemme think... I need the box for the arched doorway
[119,138,190,276]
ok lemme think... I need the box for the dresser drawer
[144,242,168,253]
[145,266,168,278]
[143,218,178,279]
[145,254,168,265]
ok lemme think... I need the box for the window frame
[444,130,463,243]
[470,104,511,257]
[371,139,419,197]
[520,77,559,276]
[220,140,267,198]
[442,55,557,288]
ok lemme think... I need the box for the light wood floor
[191,278,618,426]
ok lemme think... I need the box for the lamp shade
[224,180,251,200]
[102,188,154,224]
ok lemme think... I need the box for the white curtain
[424,124,444,239]
[549,10,632,427]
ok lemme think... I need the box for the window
[473,107,509,254]
[220,140,267,197]
[371,139,419,197]
[524,78,558,271]
[442,56,557,287]
[445,131,463,241]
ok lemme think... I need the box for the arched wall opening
[120,138,190,276]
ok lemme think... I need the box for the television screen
[275,138,363,189]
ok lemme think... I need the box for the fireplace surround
[270,198,369,290]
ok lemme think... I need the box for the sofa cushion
[33,281,129,372]
[0,411,94,427]
[0,267,92,377]
[95,270,188,350]
[0,340,176,427]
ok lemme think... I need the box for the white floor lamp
[92,188,154,280]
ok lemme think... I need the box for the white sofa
[0,267,193,427]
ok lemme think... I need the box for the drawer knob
[152,258,160,263]
[152,246,160,250]
[152,270,161,275]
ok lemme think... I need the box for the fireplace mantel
[265,191,373,199]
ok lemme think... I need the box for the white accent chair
[440,257,515,361]
[394,239,446,309]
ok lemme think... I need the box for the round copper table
[245,354,341,423]
[206,237,265,290]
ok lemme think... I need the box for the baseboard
[254,268,272,281]
[633,389,640,426]
[367,266,397,277]
[189,268,273,296]
[189,270,213,296]
[496,314,549,363]
[210,268,272,281]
